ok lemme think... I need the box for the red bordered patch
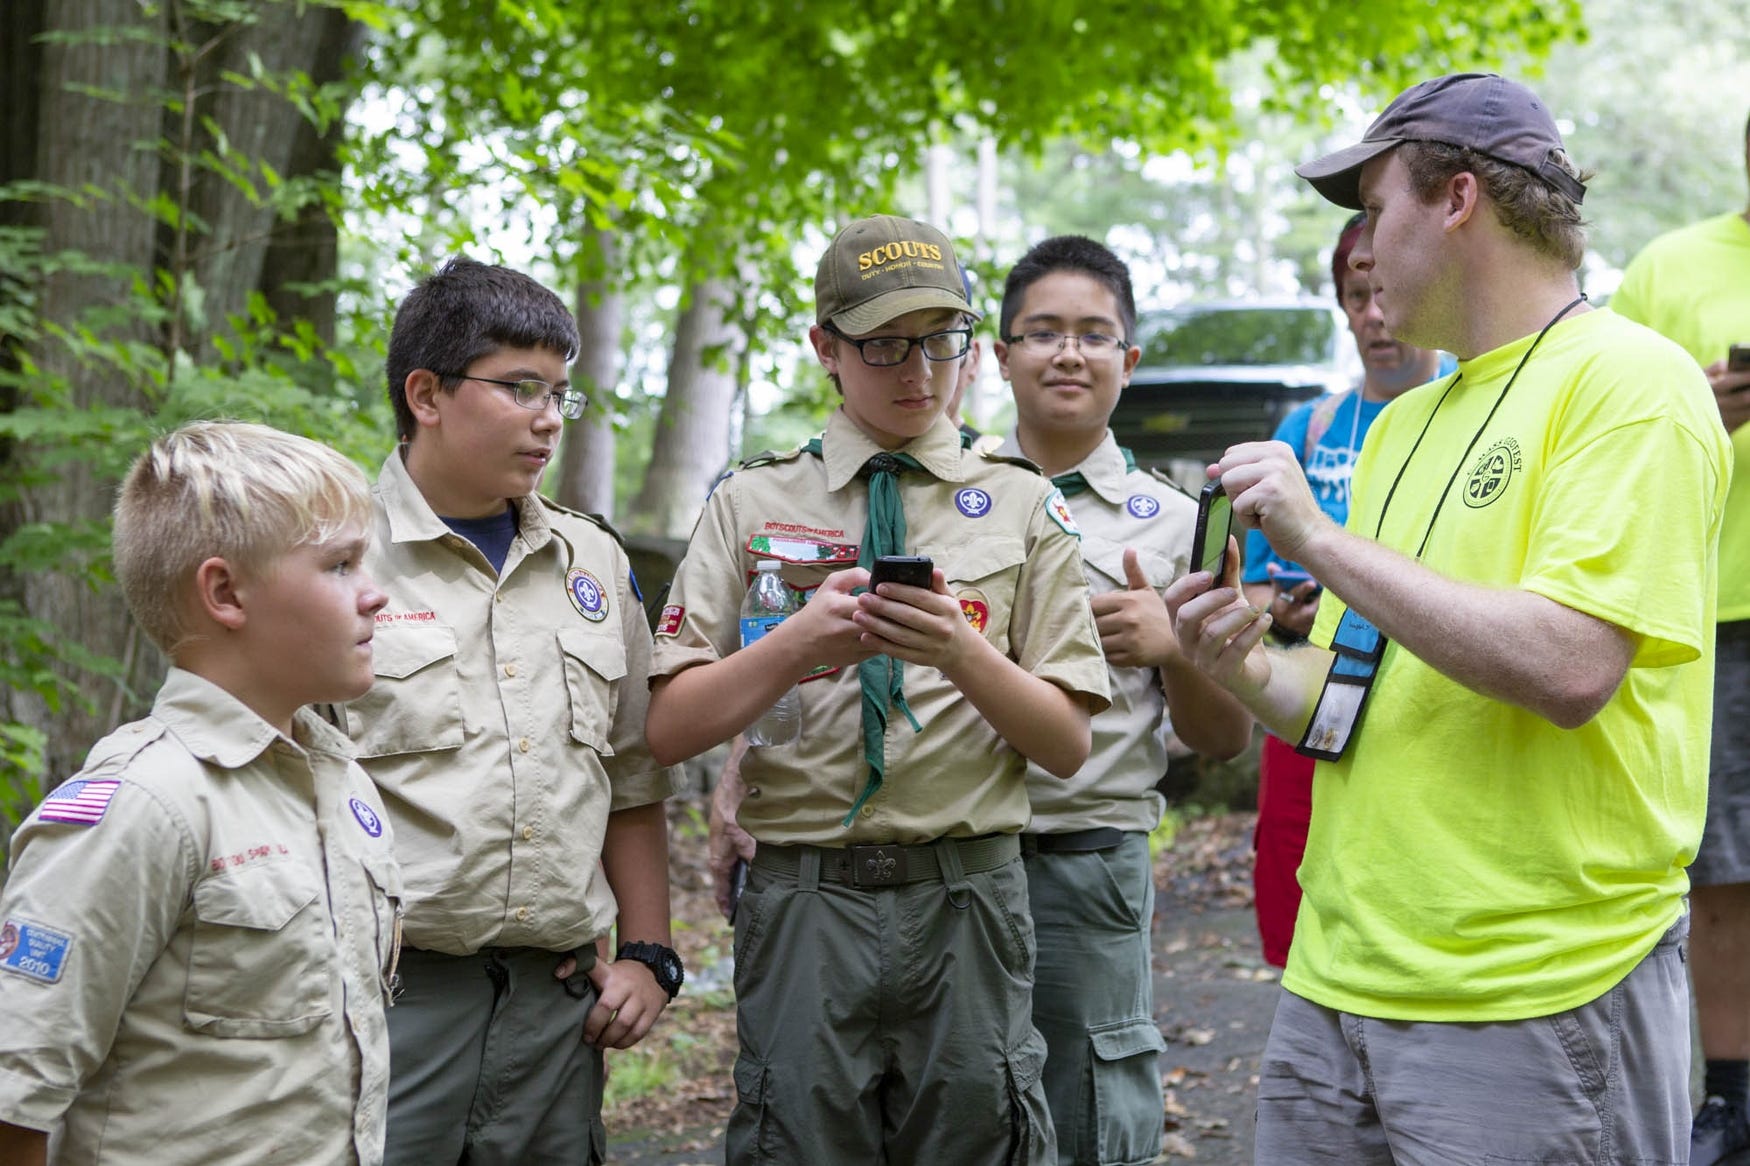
[656,604,685,636]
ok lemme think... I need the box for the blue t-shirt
[441,508,518,574]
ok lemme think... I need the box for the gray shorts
[1693,620,1750,887]
[1254,914,1690,1165]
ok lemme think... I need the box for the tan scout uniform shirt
[999,431,1197,834]
[652,410,1111,846]
[0,669,398,1165]
[337,450,680,955]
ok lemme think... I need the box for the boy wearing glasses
[648,215,1110,1164]
[992,235,1252,1165]
[336,257,683,1164]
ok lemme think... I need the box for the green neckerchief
[1050,444,1137,497]
[802,436,926,826]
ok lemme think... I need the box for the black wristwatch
[616,941,685,1000]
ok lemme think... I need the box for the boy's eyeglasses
[822,323,973,367]
[1003,330,1127,357]
[448,374,587,420]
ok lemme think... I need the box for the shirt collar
[820,409,967,492]
[376,447,553,553]
[152,668,355,770]
[998,428,1130,504]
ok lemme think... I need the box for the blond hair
[1398,141,1592,270]
[113,420,372,654]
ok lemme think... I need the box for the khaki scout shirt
[652,409,1110,845]
[336,450,680,955]
[0,669,399,1165]
[999,431,1197,833]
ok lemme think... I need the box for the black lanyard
[1369,295,1587,560]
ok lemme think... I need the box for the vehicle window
[1137,307,1337,368]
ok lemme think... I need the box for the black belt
[1021,827,1128,854]
[753,833,1019,889]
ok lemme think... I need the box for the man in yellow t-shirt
[1610,108,1750,1166]
[1169,73,1731,1164]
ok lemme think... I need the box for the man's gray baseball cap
[1296,73,1586,210]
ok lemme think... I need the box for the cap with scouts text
[1296,72,1586,210]
[815,214,980,333]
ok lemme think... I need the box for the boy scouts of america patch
[1045,488,1081,537]
[36,778,120,827]
[656,604,685,636]
[1126,494,1161,519]
[958,594,991,634]
[566,568,609,622]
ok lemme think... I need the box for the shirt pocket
[183,863,333,1038]
[936,535,1027,650]
[558,626,626,754]
[341,623,466,758]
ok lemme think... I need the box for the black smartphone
[728,857,748,925]
[1190,481,1234,582]
[869,554,934,591]
[1729,344,1750,373]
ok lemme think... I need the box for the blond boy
[0,421,401,1165]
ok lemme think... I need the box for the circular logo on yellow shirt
[1463,438,1521,509]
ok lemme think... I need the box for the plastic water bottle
[740,560,800,746]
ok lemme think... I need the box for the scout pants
[729,834,1055,1164]
[1025,830,1166,1166]
[383,945,605,1166]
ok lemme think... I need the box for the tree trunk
[175,2,358,358]
[555,228,623,518]
[626,277,741,539]
[257,14,366,346]
[7,0,171,780]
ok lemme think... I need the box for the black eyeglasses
[446,374,586,420]
[823,322,973,367]
[1002,330,1127,357]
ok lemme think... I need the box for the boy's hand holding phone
[1707,344,1750,435]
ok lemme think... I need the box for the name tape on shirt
[0,918,72,983]
[35,778,120,828]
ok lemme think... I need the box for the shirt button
[860,803,874,817]
[518,738,531,753]
[494,593,504,604]
[504,663,517,678]
[515,906,529,922]
[521,826,534,841]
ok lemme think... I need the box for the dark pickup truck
[1112,298,1359,490]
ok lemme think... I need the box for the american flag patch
[37,779,121,827]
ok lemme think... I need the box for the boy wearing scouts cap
[1170,73,1728,1161]
[336,257,683,1164]
[647,214,1111,1164]
[0,421,400,1165]
[992,235,1253,1165]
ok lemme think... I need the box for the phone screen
[869,555,934,591]
[1729,344,1750,373]
[1191,482,1233,581]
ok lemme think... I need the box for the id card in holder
[1297,606,1386,761]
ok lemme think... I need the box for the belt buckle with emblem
[847,844,902,887]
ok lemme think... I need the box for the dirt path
[606,812,1273,1164]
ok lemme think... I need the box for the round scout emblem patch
[566,567,610,622]
[1463,438,1521,509]
[1125,494,1160,520]
[955,487,992,518]
[349,797,384,838]
[959,595,991,634]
